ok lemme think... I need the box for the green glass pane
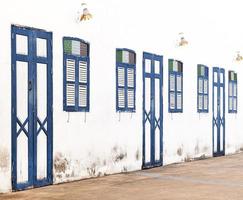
[178,61,183,72]
[231,71,234,81]
[122,50,129,63]
[80,42,88,57]
[228,71,232,81]
[173,61,178,72]
[64,39,72,54]
[129,52,135,64]
[116,50,123,63]
[197,65,201,76]
[71,40,81,56]
[169,59,174,72]
[201,66,205,76]
[234,73,237,81]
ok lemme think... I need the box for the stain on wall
[112,145,127,163]
[0,147,9,172]
[54,152,69,179]
[135,149,140,161]
[114,152,127,162]
[87,162,97,176]
[122,166,127,172]
[177,146,183,156]
[54,145,135,183]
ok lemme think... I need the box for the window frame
[168,59,183,113]
[228,70,237,113]
[197,64,209,113]
[63,36,90,112]
[116,48,136,112]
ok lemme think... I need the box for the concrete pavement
[1,153,243,200]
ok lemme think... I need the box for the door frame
[11,25,53,190]
[142,52,163,169]
[212,67,225,157]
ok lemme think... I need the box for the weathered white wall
[0,0,243,193]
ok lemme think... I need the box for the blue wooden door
[142,52,163,168]
[11,25,53,190]
[212,67,225,157]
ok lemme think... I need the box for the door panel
[143,52,163,168]
[212,67,225,157]
[17,133,29,184]
[154,78,160,161]
[36,63,48,180]
[144,77,151,163]
[16,60,29,183]
[11,25,53,191]
[16,61,29,185]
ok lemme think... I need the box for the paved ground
[2,153,243,200]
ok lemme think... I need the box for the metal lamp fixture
[178,32,188,47]
[235,51,243,62]
[79,3,92,22]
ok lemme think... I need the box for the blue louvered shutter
[63,37,90,112]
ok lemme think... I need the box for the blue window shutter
[197,64,209,113]
[64,55,76,111]
[116,48,136,112]
[228,71,237,113]
[63,37,90,112]
[168,59,183,113]
[77,57,90,112]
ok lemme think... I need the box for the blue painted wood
[168,59,183,113]
[63,37,90,112]
[212,67,225,157]
[116,48,136,112]
[11,25,53,190]
[228,71,237,113]
[197,64,209,113]
[142,52,163,169]
[77,56,90,112]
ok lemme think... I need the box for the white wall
[0,0,243,193]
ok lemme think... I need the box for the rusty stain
[177,147,183,156]
[198,154,206,160]
[122,166,127,172]
[97,172,102,177]
[114,152,127,162]
[65,173,71,178]
[112,146,127,162]
[54,152,69,174]
[0,147,9,171]
[87,162,96,176]
[56,174,62,179]
[135,149,140,161]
